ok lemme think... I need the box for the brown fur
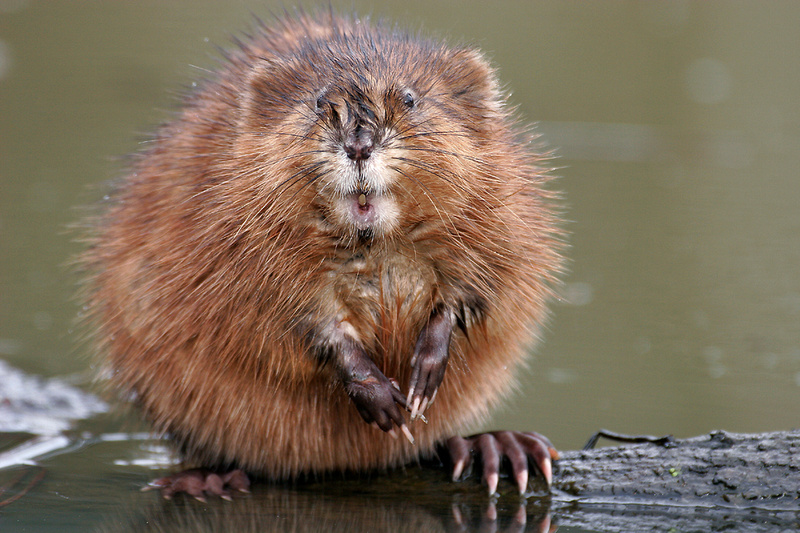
[81,13,563,479]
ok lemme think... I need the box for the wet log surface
[549,429,800,532]
[553,429,800,508]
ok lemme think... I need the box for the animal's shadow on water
[100,465,555,533]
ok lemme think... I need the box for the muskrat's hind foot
[444,431,558,495]
[143,468,250,502]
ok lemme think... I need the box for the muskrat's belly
[159,316,525,478]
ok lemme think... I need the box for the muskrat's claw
[445,431,558,495]
[144,468,250,501]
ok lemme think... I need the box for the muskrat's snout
[322,105,398,233]
[330,112,390,199]
[343,125,375,162]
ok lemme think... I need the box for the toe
[475,434,501,494]
[518,433,555,486]
[495,431,529,493]
[446,436,472,481]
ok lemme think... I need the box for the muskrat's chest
[328,246,437,326]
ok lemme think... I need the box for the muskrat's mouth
[346,190,380,228]
[354,188,375,212]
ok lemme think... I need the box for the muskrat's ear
[234,61,271,160]
[448,48,502,106]
[234,59,298,158]
[237,60,279,126]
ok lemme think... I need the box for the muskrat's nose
[344,128,374,161]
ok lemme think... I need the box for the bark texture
[553,429,800,509]
[549,429,800,532]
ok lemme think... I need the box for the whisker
[392,154,537,244]
[287,167,328,203]
[265,148,330,167]
[230,162,327,242]
[391,156,470,197]
[394,130,473,142]
[270,161,327,197]
[400,146,489,167]
[184,147,329,205]
[237,129,326,143]
[384,115,440,141]
[389,165,462,243]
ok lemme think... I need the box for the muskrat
[81,12,564,499]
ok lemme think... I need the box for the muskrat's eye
[402,91,415,108]
[314,94,327,114]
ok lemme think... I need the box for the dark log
[550,429,800,532]
[553,429,800,508]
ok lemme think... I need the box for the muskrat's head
[232,15,508,241]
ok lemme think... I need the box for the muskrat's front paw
[346,374,415,444]
[143,468,250,502]
[444,431,559,495]
[407,305,454,421]
[407,350,446,421]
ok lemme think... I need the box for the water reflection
[97,486,554,533]
[93,459,555,533]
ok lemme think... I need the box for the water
[1,1,799,530]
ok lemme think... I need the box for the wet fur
[81,13,563,478]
